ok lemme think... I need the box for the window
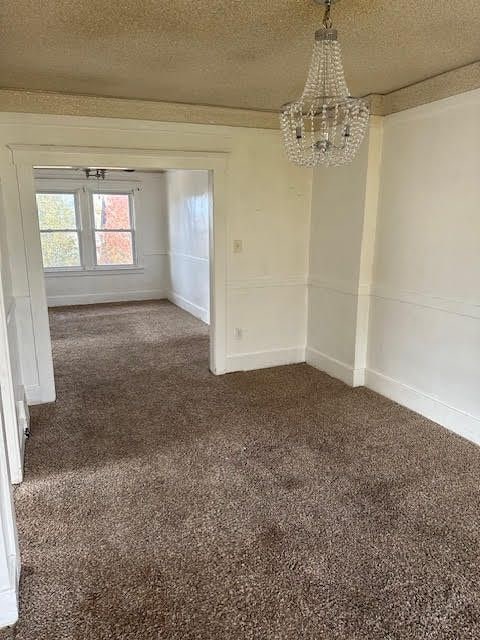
[92,193,135,266]
[36,193,81,269]
[36,186,138,272]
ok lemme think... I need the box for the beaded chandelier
[280,0,369,167]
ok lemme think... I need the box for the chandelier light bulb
[280,0,370,167]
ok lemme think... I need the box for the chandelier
[280,0,369,167]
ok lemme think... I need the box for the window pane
[40,232,81,269]
[93,194,131,229]
[95,231,133,265]
[36,193,77,230]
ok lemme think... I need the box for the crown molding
[364,94,384,116]
[0,89,279,130]
[0,61,479,127]
[365,61,480,116]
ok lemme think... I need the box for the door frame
[9,145,229,403]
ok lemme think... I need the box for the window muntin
[91,193,135,267]
[36,193,81,269]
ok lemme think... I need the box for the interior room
[0,1,478,638]
[32,166,213,449]
[35,167,210,320]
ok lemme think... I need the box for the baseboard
[226,346,305,373]
[365,369,480,446]
[11,431,26,486]
[25,384,42,405]
[25,384,55,406]
[12,395,29,485]
[0,554,19,628]
[47,289,168,307]
[16,396,29,430]
[167,291,209,324]
[0,588,18,629]
[306,347,365,387]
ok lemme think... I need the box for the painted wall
[35,169,169,307]
[307,133,369,371]
[0,182,25,484]
[0,394,19,627]
[367,90,480,443]
[165,170,210,324]
[306,118,383,386]
[0,239,20,620]
[307,90,480,445]
[0,113,311,403]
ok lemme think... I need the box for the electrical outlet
[233,239,243,254]
[234,328,243,339]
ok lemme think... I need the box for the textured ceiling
[0,0,479,112]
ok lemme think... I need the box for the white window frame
[35,177,142,274]
[89,189,137,270]
[36,190,84,273]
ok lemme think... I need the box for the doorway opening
[9,144,228,417]
[33,165,213,396]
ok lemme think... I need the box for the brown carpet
[4,300,480,639]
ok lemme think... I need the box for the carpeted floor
[3,300,480,639]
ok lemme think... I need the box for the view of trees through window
[36,191,135,269]
[92,194,134,265]
[36,193,81,269]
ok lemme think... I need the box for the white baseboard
[167,291,209,324]
[47,289,167,307]
[25,384,55,406]
[365,369,480,446]
[12,396,29,485]
[306,347,364,387]
[25,385,41,405]
[12,434,26,486]
[16,398,29,430]
[226,346,305,373]
[0,555,19,629]
[0,588,18,628]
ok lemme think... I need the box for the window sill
[44,266,145,277]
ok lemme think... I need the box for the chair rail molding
[228,275,308,290]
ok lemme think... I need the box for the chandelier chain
[323,1,333,29]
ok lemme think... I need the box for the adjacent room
[0,1,478,638]
[35,167,210,321]
[34,165,212,386]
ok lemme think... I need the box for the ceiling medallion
[280,0,370,167]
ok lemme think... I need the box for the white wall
[36,169,169,307]
[0,182,26,484]
[0,113,311,403]
[165,170,210,324]
[0,395,19,627]
[307,133,368,377]
[308,90,480,445]
[0,192,21,609]
[307,118,383,386]
[367,90,480,443]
